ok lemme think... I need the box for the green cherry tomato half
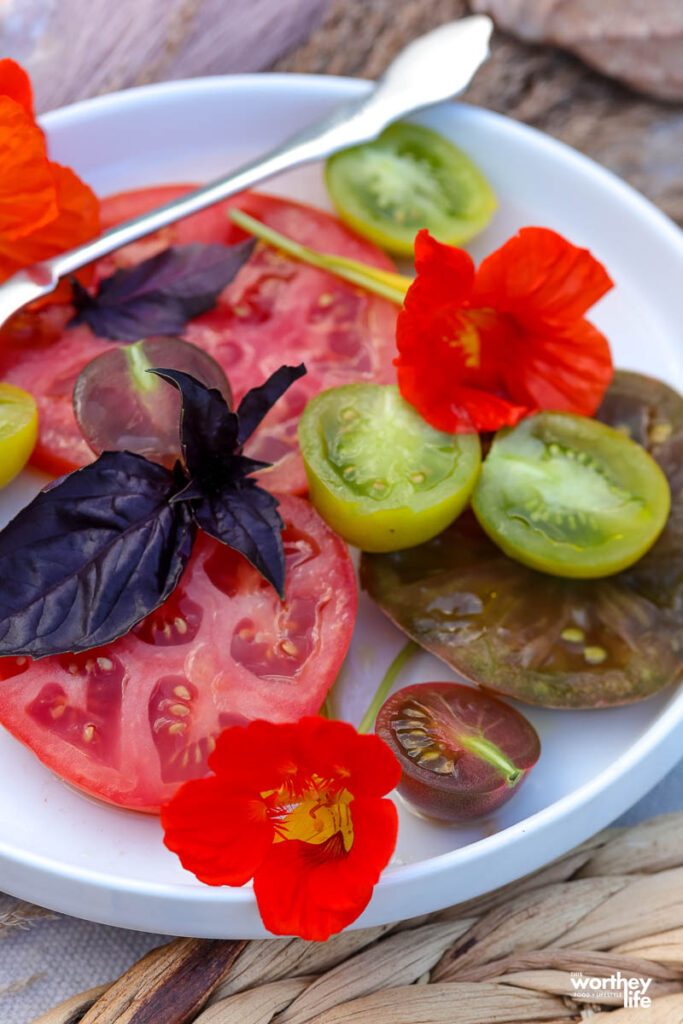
[472,411,671,579]
[324,122,497,256]
[298,384,481,552]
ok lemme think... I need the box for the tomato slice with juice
[0,495,357,812]
[0,190,399,492]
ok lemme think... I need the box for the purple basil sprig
[0,364,305,659]
[70,240,256,342]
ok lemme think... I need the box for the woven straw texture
[31,811,683,1024]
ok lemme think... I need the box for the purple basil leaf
[193,481,286,599]
[237,363,307,444]
[0,452,195,658]
[151,367,240,480]
[172,455,271,504]
[152,366,289,595]
[70,239,256,342]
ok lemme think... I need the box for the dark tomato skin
[0,189,398,491]
[0,496,357,812]
[376,682,540,822]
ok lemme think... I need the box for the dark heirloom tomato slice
[0,189,398,491]
[361,372,683,709]
[376,682,540,821]
[595,370,683,452]
[0,495,357,811]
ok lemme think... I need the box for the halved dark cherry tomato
[325,122,496,255]
[0,495,357,811]
[73,337,232,465]
[376,682,540,821]
[361,374,683,708]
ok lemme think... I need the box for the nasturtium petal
[0,58,35,117]
[0,162,99,284]
[161,776,273,887]
[253,796,397,940]
[501,319,613,417]
[395,227,614,434]
[0,97,57,242]
[472,226,613,327]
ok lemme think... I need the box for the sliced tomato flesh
[0,495,357,811]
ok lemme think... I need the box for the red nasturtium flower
[395,227,614,433]
[0,58,100,288]
[161,717,401,940]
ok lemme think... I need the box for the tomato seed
[561,627,585,643]
[583,645,607,664]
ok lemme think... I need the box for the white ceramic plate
[0,76,681,938]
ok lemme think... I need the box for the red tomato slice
[0,189,398,491]
[0,495,357,812]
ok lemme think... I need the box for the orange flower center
[448,317,480,368]
[263,774,355,852]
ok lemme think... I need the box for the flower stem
[228,209,411,305]
[319,692,335,720]
[357,641,419,735]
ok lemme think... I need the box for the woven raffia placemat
[30,812,683,1023]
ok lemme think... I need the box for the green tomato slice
[472,412,671,578]
[324,122,496,256]
[298,384,481,552]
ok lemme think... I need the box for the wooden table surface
[3,0,682,225]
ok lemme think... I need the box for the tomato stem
[457,733,522,786]
[358,640,419,734]
[124,340,158,394]
[228,209,411,305]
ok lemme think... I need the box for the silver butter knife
[0,15,491,327]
